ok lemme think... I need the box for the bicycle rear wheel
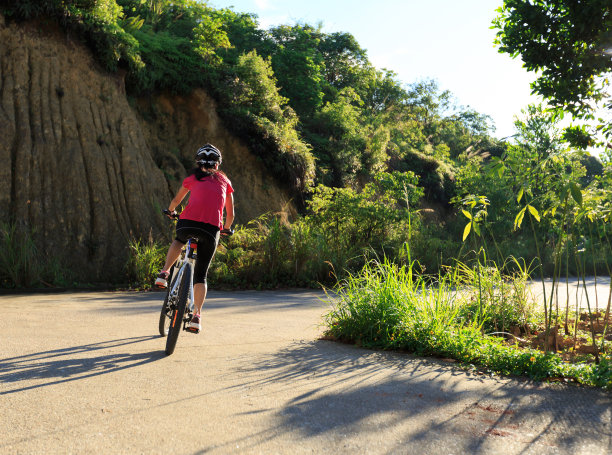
[158,265,176,337]
[165,263,191,355]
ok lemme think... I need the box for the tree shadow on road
[226,340,611,454]
[0,336,163,395]
[86,290,327,315]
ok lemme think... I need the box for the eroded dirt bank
[0,17,294,281]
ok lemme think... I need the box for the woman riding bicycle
[155,143,234,333]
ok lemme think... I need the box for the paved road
[529,276,611,313]
[1,290,610,454]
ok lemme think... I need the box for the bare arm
[223,193,234,230]
[168,186,189,213]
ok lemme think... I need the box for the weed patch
[0,222,69,288]
[125,233,166,289]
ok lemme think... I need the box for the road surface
[1,289,610,454]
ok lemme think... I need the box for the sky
[211,0,541,140]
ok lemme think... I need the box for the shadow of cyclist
[0,336,163,395]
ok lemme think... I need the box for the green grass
[324,259,612,389]
[453,256,540,334]
[0,222,69,288]
[125,234,167,289]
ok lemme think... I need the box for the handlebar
[163,209,180,220]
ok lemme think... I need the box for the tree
[317,31,370,102]
[269,24,325,117]
[318,31,368,88]
[232,51,288,121]
[307,87,366,186]
[493,0,611,118]
[214,9,273,66]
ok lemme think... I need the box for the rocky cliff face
[0,18,294,282]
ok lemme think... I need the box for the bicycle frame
[167,239,197,317]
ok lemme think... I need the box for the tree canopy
[493,0,612,145]
[0,0,509,202]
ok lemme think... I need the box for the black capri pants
[175,219,220,284]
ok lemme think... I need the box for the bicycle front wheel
[165,263,191,355]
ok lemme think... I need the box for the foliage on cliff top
[1,0,315,195]
[1,0,498,203]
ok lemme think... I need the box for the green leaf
[473,221,481,236]
[462,222,472,242]
[570,183,583,206]
[517,187,524,203]
[462,210,472,220]
[514,207,526,230]
[527,204,540,222]
[559,186,568,203]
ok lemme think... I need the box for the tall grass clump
[125,233,166,288]
[454,256,537,335]
[0,222,43,287]
[0,222,68,288]
[325,259,463,349]
[325,259,479,353]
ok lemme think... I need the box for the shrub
[209,214,330,288]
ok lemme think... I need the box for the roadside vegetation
[1,1,611,387]
[324,259,612,389]
[0,222,68,288]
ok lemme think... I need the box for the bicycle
[158,210,233,355]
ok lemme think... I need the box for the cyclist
[155,144,234,333]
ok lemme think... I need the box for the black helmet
[195,144,222,168]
